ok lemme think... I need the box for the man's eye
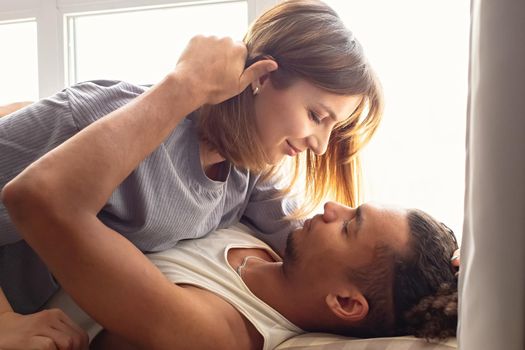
[309,110,322,125]
[342,220,350,236]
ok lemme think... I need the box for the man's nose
[323,201,356,222]
[322,201,340,222]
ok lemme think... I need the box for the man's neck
[227,247,313,330]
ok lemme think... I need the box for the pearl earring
[253,86,259,96]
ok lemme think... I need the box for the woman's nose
[307,127,331,155]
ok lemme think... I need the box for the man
[43,199,457,349]
[4,190,459,349]
[89,200,411,348]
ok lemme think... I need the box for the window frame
[0,0,277,98]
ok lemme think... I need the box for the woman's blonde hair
[198,0,383,213]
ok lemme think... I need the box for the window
[67,1,248,85]
[0,0,469,241]
[0,19,38,105]
[325,0,470,239]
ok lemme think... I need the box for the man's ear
[325,289,369,322]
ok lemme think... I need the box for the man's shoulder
[179,283,263,350]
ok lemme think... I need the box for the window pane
[69,1,248,85]
[0,20,38,105]
[325,0,470,239]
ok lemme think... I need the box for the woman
[0,0,382,345]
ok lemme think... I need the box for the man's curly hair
[404,282,458,339]
[341,208,459,339]
[393,209,459,339]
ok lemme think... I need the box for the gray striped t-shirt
[0,80,300,313]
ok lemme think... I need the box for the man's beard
[282,230,299,275]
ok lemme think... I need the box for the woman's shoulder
[65,80,149,128]
[68,79,148,93]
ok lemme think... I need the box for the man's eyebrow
[355,205,363,234]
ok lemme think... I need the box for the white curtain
[460,0,525,349]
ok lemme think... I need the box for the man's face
[283,202,411,285]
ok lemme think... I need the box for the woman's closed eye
[308,110,323,125]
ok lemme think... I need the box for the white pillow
[276,333,457,350]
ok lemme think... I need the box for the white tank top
[147,224,303,350]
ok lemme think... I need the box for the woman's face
[252,76,362,164]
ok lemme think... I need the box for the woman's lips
[286,140,300,156]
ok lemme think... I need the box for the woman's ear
[249,57,277,93]
[251,73,271,92]
[241,56,278,91]
[325,289,369,322]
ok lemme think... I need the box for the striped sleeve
[0,90,76,245]
[241,174,303,255]
[0,80,146,245]
[67,80,146,129]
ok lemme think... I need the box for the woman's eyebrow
[317,102,339,122]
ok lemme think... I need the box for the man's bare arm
[3,36,276,213]
[5,201,238,348]
[0,101,32,118]
[2,36,275,349]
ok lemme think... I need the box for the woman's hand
[0,309,89,350]
[174,35,278,105]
